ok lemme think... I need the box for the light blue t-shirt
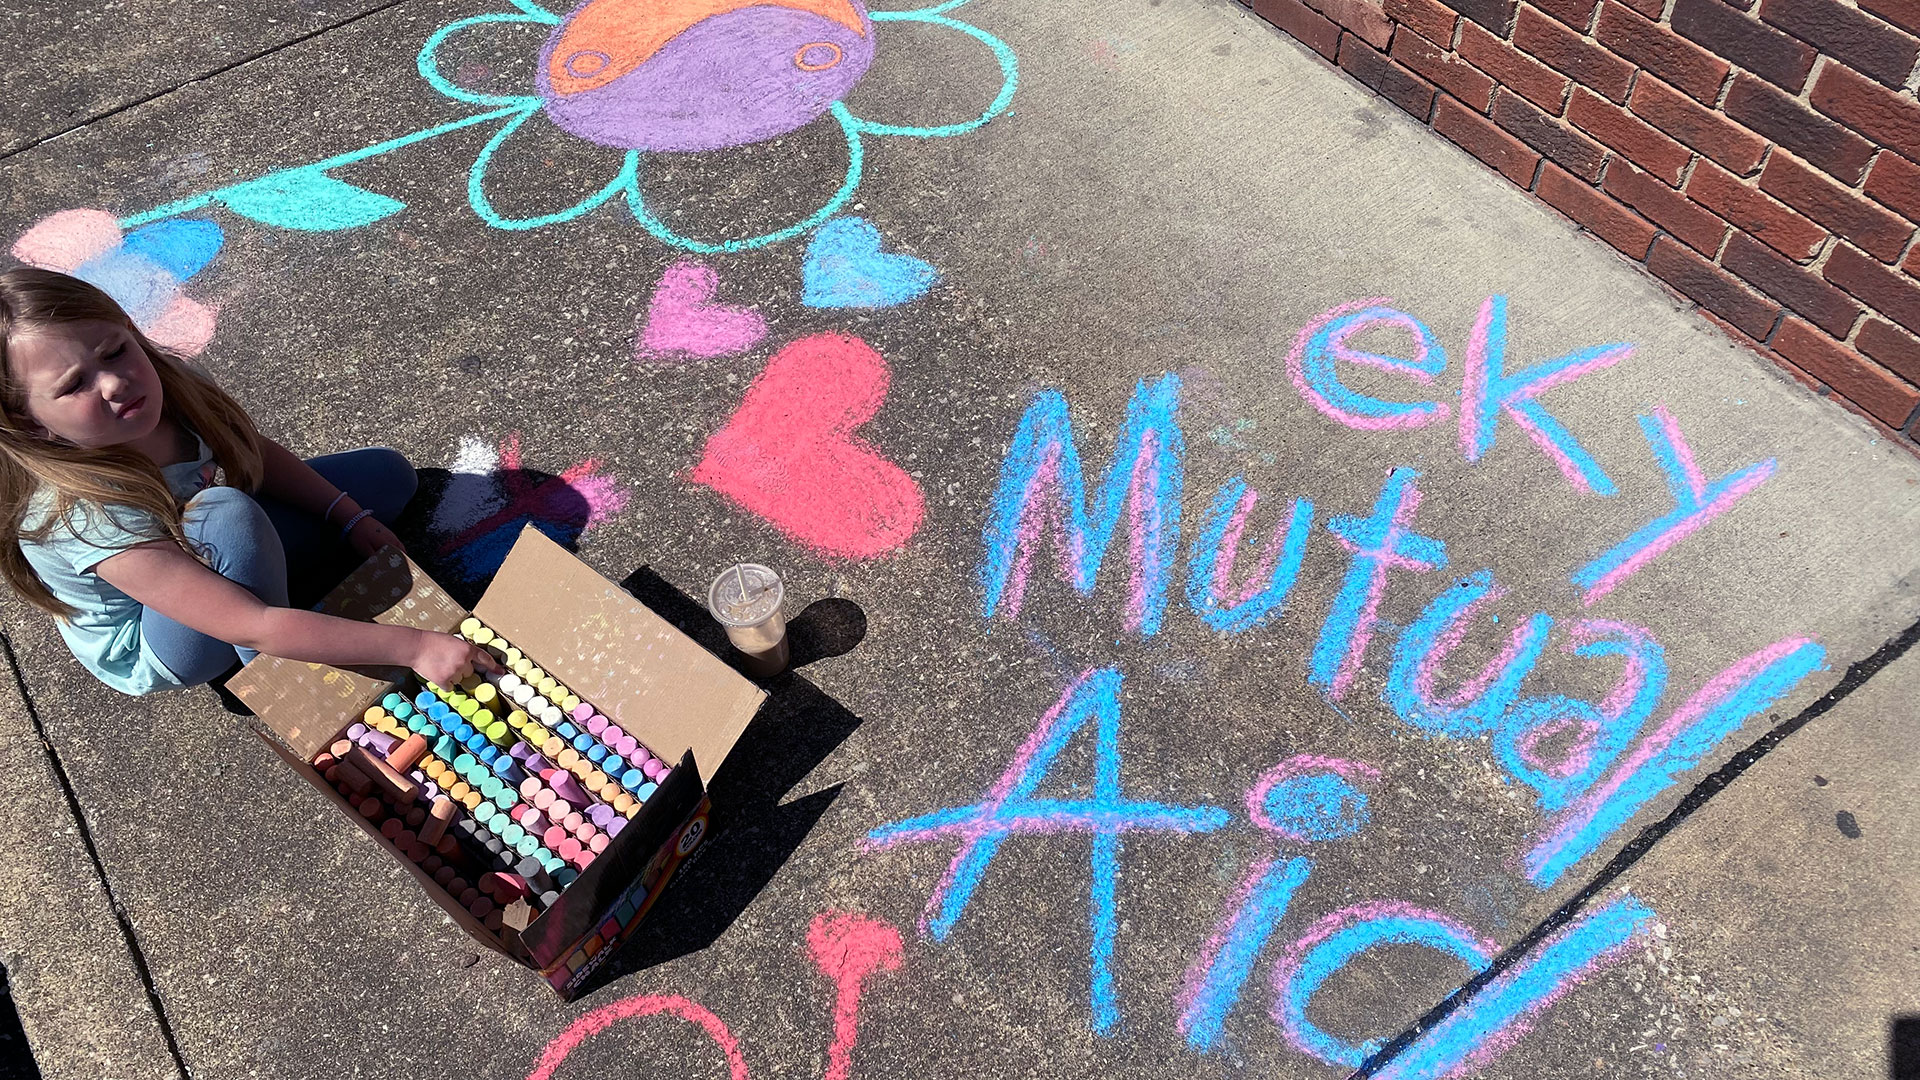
[19,435,218,696]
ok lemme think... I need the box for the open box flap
[474,527,765,784]
[229,549,467,761]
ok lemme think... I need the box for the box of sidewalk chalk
[227,524,767,998]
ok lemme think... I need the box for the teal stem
[119,103,533,228]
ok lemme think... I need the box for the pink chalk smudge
[524,994,750,1080]
[807,911,906,1080]
[634,258,768,363]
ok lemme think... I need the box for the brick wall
[1246,0,1920,440]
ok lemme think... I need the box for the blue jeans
[142,447,418,686]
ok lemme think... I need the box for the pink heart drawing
[692,332,925,560]
[634,258,767,362]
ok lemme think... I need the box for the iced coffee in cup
[707,563,789,677]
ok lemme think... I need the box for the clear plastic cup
[707,563,789,677]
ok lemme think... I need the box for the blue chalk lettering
[1385,570,1553,737]
[1185,477,1314,634]
[1310,468,1447,698]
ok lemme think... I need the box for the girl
[0,267,494,696]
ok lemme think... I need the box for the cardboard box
[229,526,767,997]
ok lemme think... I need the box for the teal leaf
[215,167,405,231]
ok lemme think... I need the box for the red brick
[1617,0,1664,13]
[1256,0,1345,57]
[1810,63,1920,164]
[1770,317,1920,425]
[1392,28,1497,108]
[1539,163,1659,255]
[1860,0,1920,36]
[1864,152,1920,222]
[1316,0,1397,47]
[1761,152,1915,261]
[1532,0,1601,29]
[1826,241,1920,331]
[1493,88,1610,177]
[1385,0,1460,43]
[1671,0,1818,91]
[1513,5,1636,102]
[1647,235,1783,337]
[1596,3,1731,103]
[1724,74,1876,183]
[1687,159,1829,258]
[1628,77,1765,174]
[1339,33,1440,117]
[1721,231,1865,333]
[1454,0,1520,31]
[1458,21,1574,111]
[1759,0,1920,87]
[1857,317,1920,382]
[1434,94,1544,184]
[1604,159,1732,252]
[1566,87,1693,183]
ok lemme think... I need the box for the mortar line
[0,632,193,1080]
[1351,611,1920,1078]
[0,0,416,164]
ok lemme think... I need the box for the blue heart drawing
[802,217,938,309]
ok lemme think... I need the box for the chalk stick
[484,720,511,745]
[458,887,481,907]
[404,806,427,828]
[560,694,582,714]
[620,768,646,793]
[380,818,403,840]
[637,782,658,802]
[421,797,457,843]
[477,745,501,766]
[500,822,526,847]
[613,735,639,759]
[434,865,457,887]
[347,744,422,805]
[428,703,454,725]
[491,758,527,787]
[510,683,535,706]
[557,836,582,861]
[538,889,563,907]
[606,817,626,839]
[393,700,415,721]
[596,780,621,803]
[525,752,554,775]
[532,788,557,813]
[346,723,369,743]
[387,734,429,774]
[397,828,418,849]
[556,748,582,773]
[406,840,430,862]
[472,626,494,648]
[458,789,483,812]
[521,809,550,836]
[540,735,567,759]
[527,695,551,718]
[312,752,337,773]
[459,616,481,638]
[336,761,375,798]
[357,796,382,818]
[613,793,636,815]
[589,834,609,854]
[572,821,597,845]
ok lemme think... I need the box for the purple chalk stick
[358,730,399,756]
[606,817,626,839]
[525,752,553,775]
[347,722,369,741]
[589,804,615,829]
[509,741,534,762]
[544,769,592,807]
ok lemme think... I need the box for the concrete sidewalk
[1,0,1917,1076]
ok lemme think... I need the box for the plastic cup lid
[708,563,784,626]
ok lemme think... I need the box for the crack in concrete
[0,0,416,164]
[1352,612,1920,1078]
[0,632,193,1080]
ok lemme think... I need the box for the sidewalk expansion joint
[0,0,416,164]
[0,632,194,1080]
[1351,611,1920,1079]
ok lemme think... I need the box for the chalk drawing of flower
[9,209,223,355]
[117,0,1017,254]
[431,432,630,580]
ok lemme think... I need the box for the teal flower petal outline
[423,0,1018,250]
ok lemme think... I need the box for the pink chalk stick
[573,703,597,723]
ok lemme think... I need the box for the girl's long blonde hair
[0,268,264,616]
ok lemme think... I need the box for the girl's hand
[348,515,407,560]
[410,631,503,686]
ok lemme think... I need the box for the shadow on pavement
[563,568,865,989]
[1893,1015,1920,1080]
[401,466,597,610]
[0,966,41,1080]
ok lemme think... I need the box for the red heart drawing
[692,332,925,560]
